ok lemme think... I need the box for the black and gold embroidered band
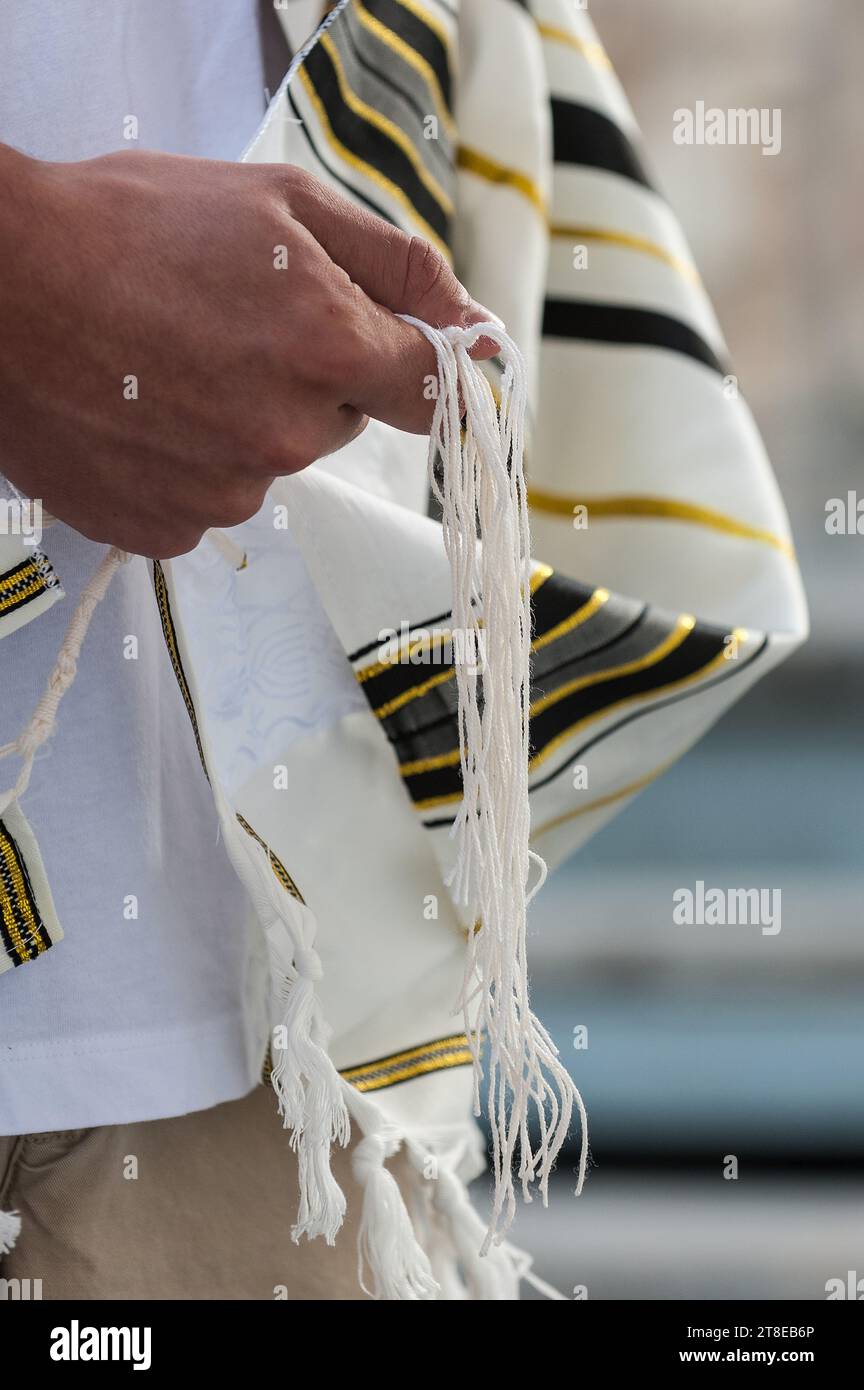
[236,812,305,903]
[0,555,57,623]
[153,562,306,906]
[340,1033,473,1092]
[152,560,209,781]
[0,813,57,969]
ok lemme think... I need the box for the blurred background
[487,0,864,1299]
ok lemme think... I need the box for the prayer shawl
[0,0,808,1296]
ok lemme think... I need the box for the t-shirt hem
[0,1012,265,1135]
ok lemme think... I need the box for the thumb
[280,171,503,431]
[287,168,497,325]
[345,298,504,433]
[284,169,500,346]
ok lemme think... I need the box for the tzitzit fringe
[403,317,588,1251]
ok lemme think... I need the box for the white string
[402,316,588,1251]
[0,546,129,817]
[240,0,354,160]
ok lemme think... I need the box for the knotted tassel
[429,1166,522,1300]
[0,1208,21,1256]
[401,318,588,1252]
[213,785,350,1245]
[345,1089,439,1301]
[268,951,349,1245]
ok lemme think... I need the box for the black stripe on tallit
[342,10,444,136]
[528,635,771,797]
[532,577,595,640]
[363,0,452,110]
[543,299,727,375]
[348,608,454,665]
[303,38,450,246]
[287,86,398,228]
[360,582,622,717]
[402,622,730,809]
[364,590,637,769]
[551,97,653,189]
[528,623,728,759]
[423,635,770,827]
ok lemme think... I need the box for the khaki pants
[0,1083,395,1300]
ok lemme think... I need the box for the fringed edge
[213,784,351,1245]
[344,1087,440,1301]
[426,1162,523,1299]
[220,768,562,1299]
[0,1208,21,1256]
[403,1132,565,1300]
[269,966,350,1245]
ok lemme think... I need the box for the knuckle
[210,485,266,528]
[131,520,204,559]
[279,447,315,476]
[153,529,204,560]
[401,236,451,310]
[255,429,312,476]
[270,163,316,215]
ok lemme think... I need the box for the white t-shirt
[1,0,269,164]
[0,1,289,1134]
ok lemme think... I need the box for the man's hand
[0,145,498,557]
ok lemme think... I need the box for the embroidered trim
[28,546,61,591]
[340,1033,473,1092]
[151,564,306,902]
[0,556,55,620]
[152,560,209,780]
[236,812,305,903]
[0,817,52,965]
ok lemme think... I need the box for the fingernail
[469,303,505,330]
